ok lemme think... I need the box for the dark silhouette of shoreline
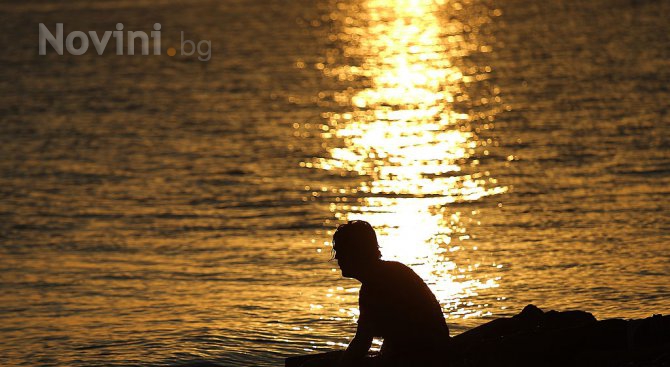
[286,304,670,367]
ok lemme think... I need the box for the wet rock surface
[287,305,670,367]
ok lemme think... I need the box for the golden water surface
[300,0,509,327]
[1,0,669,366]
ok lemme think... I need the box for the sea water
[0,0,668,366]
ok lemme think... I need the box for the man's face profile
[333,244,356,278]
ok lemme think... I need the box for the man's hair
[332,220,382,261]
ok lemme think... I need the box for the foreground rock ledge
[286,304,670,367]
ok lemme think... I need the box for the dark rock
[287,305,670,367]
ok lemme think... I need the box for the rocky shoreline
[286,305,670,367]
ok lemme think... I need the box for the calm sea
[0,0,669,366]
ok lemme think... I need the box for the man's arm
[337,323,373,366]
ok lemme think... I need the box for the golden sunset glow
[307,0,507,318]
[2,0,668,365]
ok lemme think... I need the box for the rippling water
[1,0,669,366]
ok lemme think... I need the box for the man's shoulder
[375,260,423,283]
[380,260,416,273]
[362,261,420,298]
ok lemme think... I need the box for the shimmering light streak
[302,0,508,318]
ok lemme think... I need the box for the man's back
[358,260,450,359]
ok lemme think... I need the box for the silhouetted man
[324,220,450,366]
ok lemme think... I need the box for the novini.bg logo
[39,23,211,61]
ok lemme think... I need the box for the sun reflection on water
[304,0,507,320]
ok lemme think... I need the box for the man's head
[332,220,382,278]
